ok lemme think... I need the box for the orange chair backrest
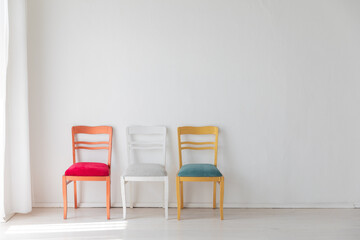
[177,126,219,168]
[72,126,113,167]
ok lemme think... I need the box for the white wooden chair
[120,126,168,219]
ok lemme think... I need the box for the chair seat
[124,163,167,177]
[65,162,110,176]
[178,164,222,177]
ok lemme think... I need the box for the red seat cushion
[65,162,110,176]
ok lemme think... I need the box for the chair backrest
[177,126,219,168]
[72,126,113,167]
[126,126,167,166]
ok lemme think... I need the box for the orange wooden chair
[62,126,113,219]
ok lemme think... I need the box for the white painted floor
[1,208,360,240]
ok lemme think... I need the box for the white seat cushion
[124,163,167,177]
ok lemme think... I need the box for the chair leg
[180,181,184,209]
[62,176,67,219]
[220,177,224,220]
[120,177,126,219]
[129,182,133,208]
[106,177,111,220]
[74,181,77,209]
[213,181,216,209]
[162,183,165,209]
[164,177,168,219]
[176,176,181,220]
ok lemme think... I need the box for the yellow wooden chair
[176,126,224,220]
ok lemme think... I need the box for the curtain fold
[0,0,9,222]
[1,0,32,222]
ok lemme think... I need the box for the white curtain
[0,0,9,222]
[0,0,31,222]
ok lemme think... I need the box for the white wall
[27,0,360,208]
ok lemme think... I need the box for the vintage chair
[176,126,224,220]
[120,126,168,219]
[62,126,113,219]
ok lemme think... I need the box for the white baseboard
[1,213,15,223]
[32,202,357,209]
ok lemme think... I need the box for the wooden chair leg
[176,176,181,220]
[180,181,184,209]
[106,177,110,220]
[213,181,216,209]
[220,177,224,220]
[129,182,133,208]
[120,177,127,219]
[74,181,77,209]
[164,177,168,219]
[62,176,67,219]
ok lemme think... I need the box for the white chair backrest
[126,126,167,166]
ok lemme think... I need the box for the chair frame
[62,126,113,220]
[176,126,224,220]
[120,126,168,219]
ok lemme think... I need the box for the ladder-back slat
[181,141,215,145]
[75,146,109,150]
[75,141,109,145]
[181,147,215,150]
[128,126,166,135]
[128,141,164,146]
[130,146,164,150]
[73,126,112,134]
[178,126,218,135]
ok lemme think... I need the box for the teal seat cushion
[178,164,222,177]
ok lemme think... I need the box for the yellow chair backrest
[177,126,219,168]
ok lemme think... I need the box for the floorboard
[1,208,360,239]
